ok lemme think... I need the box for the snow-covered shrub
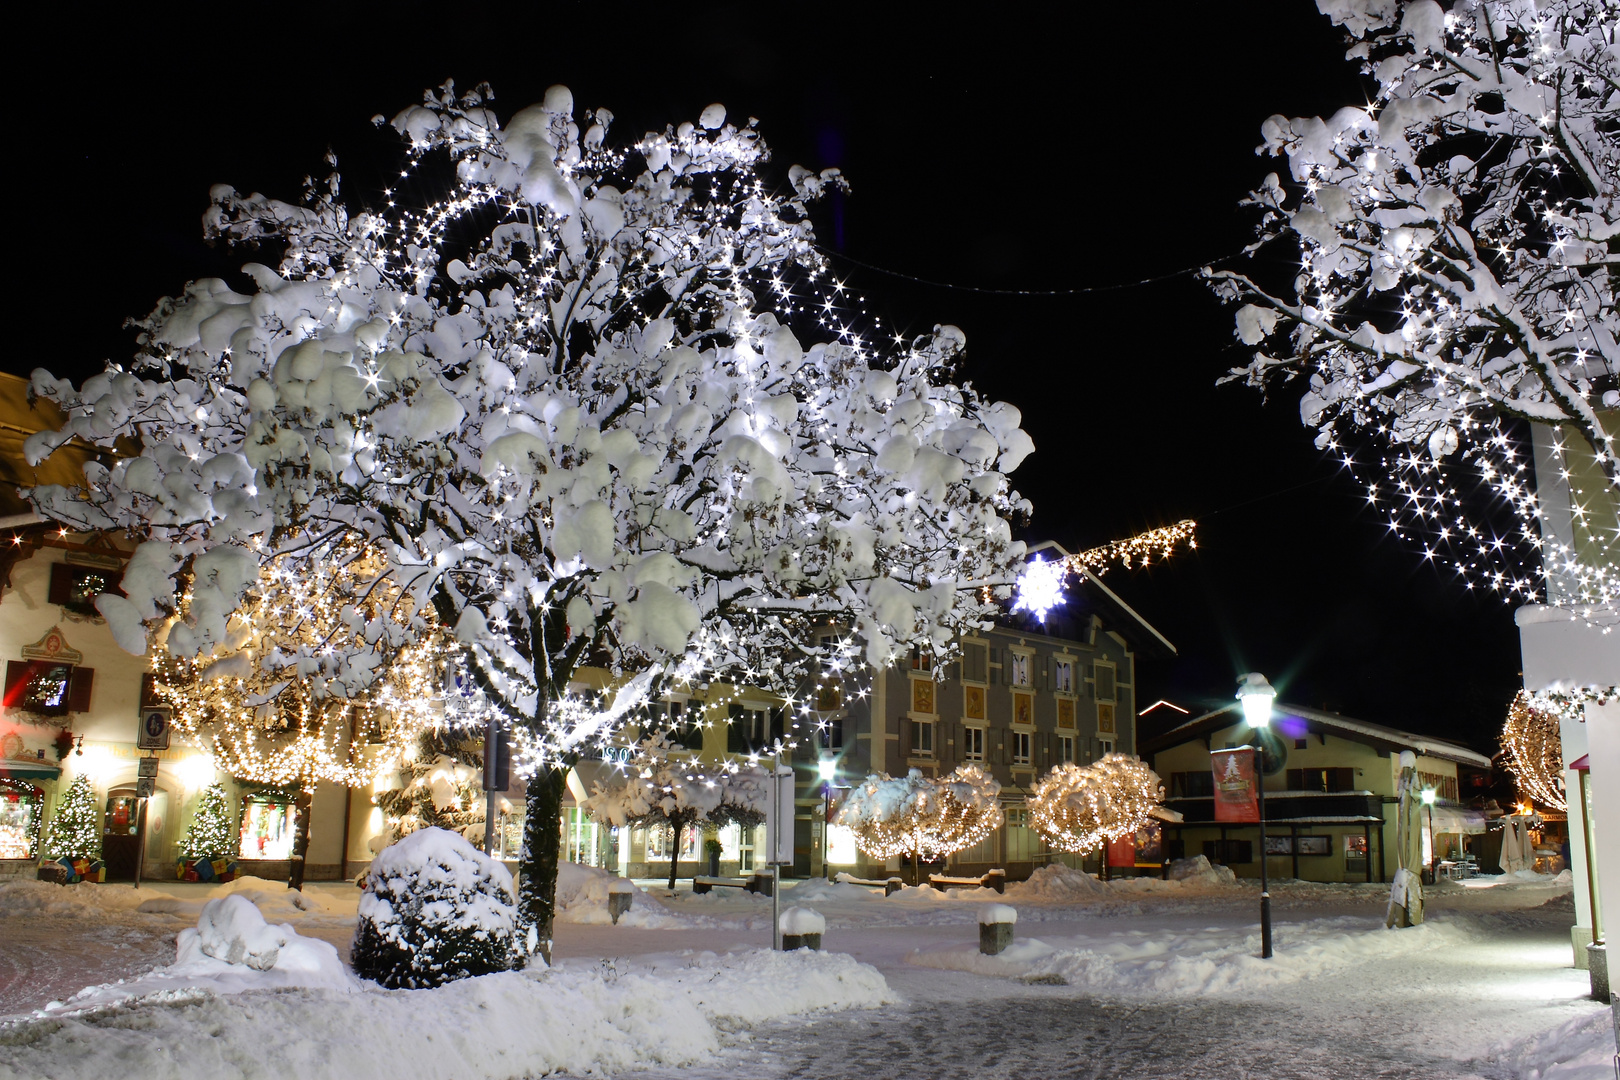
[352,827,522,988]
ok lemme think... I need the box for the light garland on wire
[1009,521,1199,621]
[1499,691,1565,813]
[1027,754,1165,855]
[834,765,1004,874]
[155,544,453,787]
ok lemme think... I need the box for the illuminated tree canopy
[835,765,1003,882]
[1500,689,1565,811]
[1027,754,1165,855]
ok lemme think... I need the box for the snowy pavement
[0,867,1609,1079]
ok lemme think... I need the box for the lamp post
[1421,787,1437,884]
[1237,672,1277,960]
[817,756,837,881]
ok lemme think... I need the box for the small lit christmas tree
[180,783,238,860]
[45,774,101,861]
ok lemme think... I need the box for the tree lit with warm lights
[1207,0,1619,603]
[835,765,1003,883]
[22,83,1033,959]
[1027,754,1165,855]
[1500,689,1565,812]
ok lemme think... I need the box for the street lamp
[1421,787,1437,884]
[1237,672,1276,960]
[818,756,837,881]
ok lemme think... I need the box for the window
[727,703,775,754]
[960,642,988,683]
[1170,771,1215,797]
[1286,768,1357,793]
[1093,663,1117,703]
[48,562,123,618]
[1056,697,1075,729]
[1005,807,1039,862]
[911,677,936,715]
[910,719,935,757]
[1053,659,1074,693]
[240,797,296,860]
[2,661,93,718]
[963,727,985,761]
[1097,703,1116,734]
[910,646,933,672]
[1097,738,1114,758]
[1012,692,1034,727]
[1296,836,1330,856]
[816,679,842,711]
[1009,652,1031,687]
[963,684,986,720]
[1011,731,1031,766]
[819,712,845,751]
[1057,735,1075,763]
[646,823,700,861]
[1203,839,1252,864]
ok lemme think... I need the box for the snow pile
[0,879,159,918]
[135,876,347,924]
[779,906,825,935]
[0,948,893,1080]
[1005,864,1110,901]
[45,894,352,1012]
[793,877,889,902]
[911,913,1470,995]
[1167,855,1238,886]
[555,861,701,927]
[1491,1008,1618,1080]
[354,828,522,988]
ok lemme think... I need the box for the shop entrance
[102,789,142,881]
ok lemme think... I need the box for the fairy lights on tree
[179,782,239,861]
[44,773,101,862]
[834,765,1003,884]
[1500,690,1566,812]
[373,728,488,847]
[23,84,1034,957]
[1027,754,1165,855]
[1206,1,1619,605]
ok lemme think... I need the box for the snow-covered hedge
[353,828,522,988]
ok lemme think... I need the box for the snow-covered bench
[691,874,774,896]
[834,872,906,896]
[928,869,1006,894]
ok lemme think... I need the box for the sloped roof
[1140,700,1493,769]
[0,372,102,519]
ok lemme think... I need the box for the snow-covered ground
[0,865,1607,1079]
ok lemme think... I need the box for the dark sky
[9,4,1524,754]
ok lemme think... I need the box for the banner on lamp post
[1211,747,1260,823]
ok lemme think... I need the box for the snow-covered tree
[374,728,489,846]
[1027,754,1165,855]
[582,734,767,889]
[179,783,238,861]
[45,774,101,862]
[22,83,1033,959]
[1206,1,1618,600]
[835,765,1003,884]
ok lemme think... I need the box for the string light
[834,765,1003,867]
[155,544,452,788]
[1499,691,1565,813]
[1027,754,1164,855]
[1004,521,1199,614]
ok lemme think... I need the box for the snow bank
[791,877,888,902]
[555,861,701,928]
[0,880,158,918]
[1491,1008,1618,1080]
[910,913,1472,996]
[1005,864,1110,901]
[0,949,893,1080]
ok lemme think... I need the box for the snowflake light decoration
[1012,555,1066,623]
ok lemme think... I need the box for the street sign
[135,774,156,798]
[137,707,171,751]
[137,756,159,779]
[765,764,796,866]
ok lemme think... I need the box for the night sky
[10,5,1524,754]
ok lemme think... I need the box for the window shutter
[68,668,94,713]
[47,563,74,606]
[987,649,997,684]
[727,703,746,753]
[3,661,29,709]
[899,716,912,760]
[769,707,785,744]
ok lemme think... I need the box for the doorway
[102,789,142,881]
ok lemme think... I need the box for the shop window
[240,797,297,860]
[645,823,700,862]
[0,779,44,859]
[963,727,985,762]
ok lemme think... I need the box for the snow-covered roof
[1142,702,1492,770]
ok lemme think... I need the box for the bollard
[608,879,634,925]
[779,905,825,950]
[979,903,1017,955]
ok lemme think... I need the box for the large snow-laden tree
[1206,1,1618,600]
[22,82,1033,959]
[835,765,1003,884]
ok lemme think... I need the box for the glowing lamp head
[1421,788,1437,805]
[1236,672,1276,729]
[817,757,836,784]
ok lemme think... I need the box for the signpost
[137,707,171,752]
[765,759,796,950]
[481,718,510,856]
[133,757,159,889]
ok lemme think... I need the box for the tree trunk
[288,792,313,892]
[519,764,567,966]
[912,843,922,887]
[667,820,680,892]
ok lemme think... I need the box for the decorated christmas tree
[45,774,101,861]
[180,783,238,860]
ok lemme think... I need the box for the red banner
[1106,833,1137,868]
[1212,747,1259,823]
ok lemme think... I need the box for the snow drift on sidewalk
[0,948,893,1080]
